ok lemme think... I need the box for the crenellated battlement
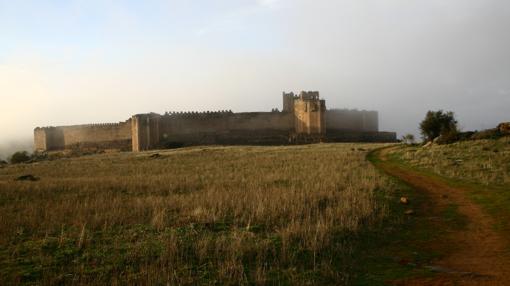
[162,110,234,118]
[162,110,234,120]
[298,91,320,100]
[283,92,299,99]
[36,120,131,130]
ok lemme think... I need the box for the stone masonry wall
[35,120,132,151]
[34,128,48,151]
[35,93,395,152]
[153,111,294,147]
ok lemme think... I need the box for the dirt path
[374,147,510,285]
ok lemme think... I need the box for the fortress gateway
[34,91,396,152]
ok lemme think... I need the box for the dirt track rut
[375,147,510,285]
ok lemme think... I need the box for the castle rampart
[34,120,132,152]
[34,91,397,153]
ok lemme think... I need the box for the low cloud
[0,139,33,161]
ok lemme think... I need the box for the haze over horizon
[1,0,509,158]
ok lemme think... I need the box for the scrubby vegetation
[9,151,31,164]
[392,137,510,186]
[419,110,458,143]
[401,134,416,145]
[390,138,510,263]
[417,109,508,145]
[0,143,422,285]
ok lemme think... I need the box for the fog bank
[1,0,509,147]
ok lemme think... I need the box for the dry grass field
[0,143,406,285]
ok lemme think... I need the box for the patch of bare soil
[376,147,510,285]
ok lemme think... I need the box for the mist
[0,138,33,161]
[1,0,509,158]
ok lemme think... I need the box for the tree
[401,134,416,145]
[419,110,458,142]
[9,151,31,164]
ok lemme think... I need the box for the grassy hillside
[389,138,510,245]
[0,139,486,285]
[390,137,510,186]
[1,143,443,285]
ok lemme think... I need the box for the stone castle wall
[163,111,294,147]
[132,111,295,151]
[34,128,48,151]
[34,120,132,152]
[325,109,378,132]
[34,92,397,152]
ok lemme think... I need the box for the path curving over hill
[372,146,510,285]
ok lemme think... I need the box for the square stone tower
[131,113,161,151]
[293,91,326,135]
[282,92,297,113]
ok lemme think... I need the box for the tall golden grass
[0,143,393,285]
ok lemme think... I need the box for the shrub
[457,131,475,141]
[401,134,416,145]
[161,140,185,149]
[471,128,503,140]
[419,110,458,142]
[436,129,459,145]
[9,151,32,164]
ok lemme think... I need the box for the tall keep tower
[286,91,326,135]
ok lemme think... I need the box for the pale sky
[1,0,509,158]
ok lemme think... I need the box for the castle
[34,91,396,152]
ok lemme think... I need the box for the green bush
[10,151,32,164]
[436,129,459,145]
[419,110,458,142]
[401,134,416,145]
[471,128,502,140]
[457,131,475,141]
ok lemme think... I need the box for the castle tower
[282,92,296,113]
[131,113,161,151]
[293,91,326,135]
